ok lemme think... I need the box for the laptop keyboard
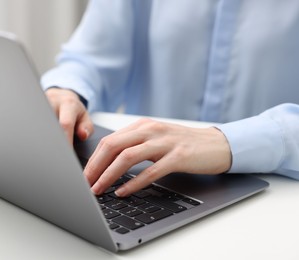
[96,175,202,235]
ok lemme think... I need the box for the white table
[1,112,298,260]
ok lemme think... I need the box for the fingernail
[84,128,90,138]
[115,186,126,197]
[91,184,103,195]
[80,128,90,141]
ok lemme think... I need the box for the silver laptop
[0,33,269,252]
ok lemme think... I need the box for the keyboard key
[135,209,173,224]
[108,193,119,199]
[142,184,153,190]
[96,195,113,204]
[104,186,116,194]
[161,192,184,202]
[115,227,130,234]
[138,203,161,213]
[119,206,143,217]
[113,215,144,230]
[122,197,146,206]
[182,198,201,206]
[111,175,131,187]
[151,186,169,194]
[145,196,187,213]
[109,223,120,230]
[104,199,128,210]
[133,190,151,199]
[102,208,120,219]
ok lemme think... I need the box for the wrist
[211,127,232,173]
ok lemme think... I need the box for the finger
[45,93,59,116]
[75,110,94,141]
[84,130,147,186]
[90,142,162,194]
[59,103,78,145]
[115,157,173,197]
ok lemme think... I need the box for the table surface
[1,112,298,260]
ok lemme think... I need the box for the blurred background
[0,0,88,75]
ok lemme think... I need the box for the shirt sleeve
[217,103,299,180]
[41,0,134,113]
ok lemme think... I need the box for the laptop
[0,32,269,252]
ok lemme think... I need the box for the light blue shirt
[41,0,299,180]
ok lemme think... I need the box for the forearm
[41,0,134,113]
[41,60,102,112]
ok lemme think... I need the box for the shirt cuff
[40,62,100,112]
[216,115,285,174]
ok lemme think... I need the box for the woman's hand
[84,118,232,197]
[45,88,94,144]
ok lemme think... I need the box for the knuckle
[172,146,188,159]
[169,148,188,168]
[99,136,117,152]
[144,165,160,182]
[167,148,188,171]
[136,118,157,130]
[119,149,135,163]
[136,117,153,125]
[63,96,79,106]
[137,118,167,132]
[85,162,97,175]
[148,121,167,132]
[60,119,73,130]
[142,141,151,150]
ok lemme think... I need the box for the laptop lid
[0,33,269,252]
[0,32,117,252]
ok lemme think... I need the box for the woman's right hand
[45,88,94,145]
